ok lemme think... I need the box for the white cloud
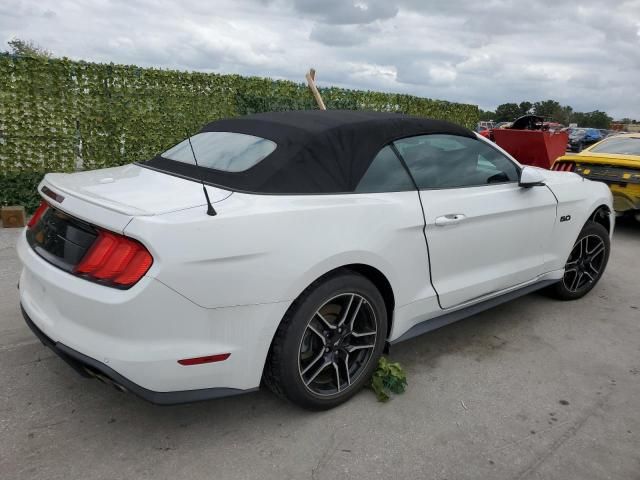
[1,0,639,118]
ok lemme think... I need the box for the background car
[476,121,496,131]
[477,125,493,140]
[568,128,602,152]
[553,133,640,215]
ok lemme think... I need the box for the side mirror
[519,166,546,188]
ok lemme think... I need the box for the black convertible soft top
[142,110,475,194]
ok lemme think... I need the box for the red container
[492,129,568,169]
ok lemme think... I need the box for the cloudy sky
[2,0,639,118]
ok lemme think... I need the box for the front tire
[264,271,387,410]
[547,221,610,300]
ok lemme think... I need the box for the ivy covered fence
[0,53,479,210]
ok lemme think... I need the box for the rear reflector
[27,200,49,229]
[74,230,153,288]
[178,353,231,366]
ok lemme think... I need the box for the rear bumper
[17,229,290,400]
[21,305,252,405]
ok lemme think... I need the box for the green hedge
[0,54,478,211]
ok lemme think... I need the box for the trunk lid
[41,164,232,217]
[29,164,232,280]
[563,152,640,170]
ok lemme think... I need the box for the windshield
[589,137,640,156]
[162,132,277,172]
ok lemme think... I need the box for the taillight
[74,230,153,288]
[27,200,49,229]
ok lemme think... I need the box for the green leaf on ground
[369,357,407,402]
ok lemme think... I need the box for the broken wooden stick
[305,68,326,110]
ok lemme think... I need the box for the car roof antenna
[185,130,217,216]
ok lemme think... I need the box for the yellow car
[553,133,640,214]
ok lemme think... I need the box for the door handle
[434,214,466,226]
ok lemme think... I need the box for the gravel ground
[1,217,639,480]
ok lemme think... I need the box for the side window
[355,145,415,193]
[393,134,520,189]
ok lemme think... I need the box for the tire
[546,221,610,300]
[264,270,388,410]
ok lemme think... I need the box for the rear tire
[546,221,610,300]
[264,271,387,410]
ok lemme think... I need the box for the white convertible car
[19,110,613,409]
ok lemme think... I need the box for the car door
[393,134,557,309]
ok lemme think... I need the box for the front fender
[544,177,613,271]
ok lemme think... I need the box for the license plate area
[26,207,98,272]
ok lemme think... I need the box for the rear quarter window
[162,132,276,172]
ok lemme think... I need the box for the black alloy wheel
[264,271,387,410]
[298,293,378,396]
[546,220,610,300]
[563,234,606,293]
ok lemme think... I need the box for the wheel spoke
[347,297,364,330]
[333,362,341,392]
[570,272,583,291]
[344,353,351,386]
[588,241,605,258]
[563,272,573,290]
[301,348,326,375]
[587,261,600,275]
[337,295,355,328]
[350,330,376,338]
[574,237,585,259]
[346,344,375,353]
[565,258,579,267]
[316,311,336,330]
[307,324,327,344]
[305,360,332,385]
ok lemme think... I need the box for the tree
[494,103,521,122]
[486,97,615,128]
[570,111,612,129]
[478,109,496,121]
[519,101,533,116]
[618,117,638,125]
[533,99,566,123]
[557,105,573,125]
[7,38,52,58]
